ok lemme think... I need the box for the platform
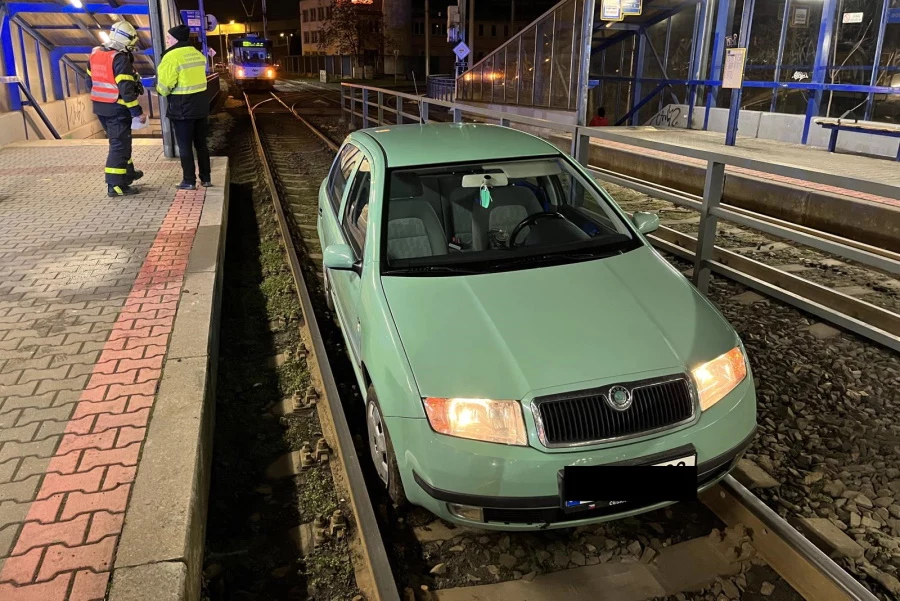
[0,139,228,601]
[547,127,900,251]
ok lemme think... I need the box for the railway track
[241,87,885,601]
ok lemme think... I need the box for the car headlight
[423,397,527,446]
[691,346,747,411]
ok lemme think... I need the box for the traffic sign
[206,13,218,32]
[453,41,470,62]
[207,47,216,57]
[180,10,202,33]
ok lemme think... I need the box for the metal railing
[339,82,900,352]
[455,0,585,111]
[426,74,455,102]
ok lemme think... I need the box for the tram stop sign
[180,10,203,33]
[453,41,470,62]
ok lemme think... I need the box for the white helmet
[107,20,138,51]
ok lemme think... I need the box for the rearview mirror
[631,212,660,235]
[323,244,357,271]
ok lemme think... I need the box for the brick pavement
[0,140,207,600]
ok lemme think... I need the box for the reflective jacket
[87,47,143,117]
[157,42,209,120]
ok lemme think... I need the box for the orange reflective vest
[89,49,121,103]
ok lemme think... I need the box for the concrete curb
[109,157,230,601]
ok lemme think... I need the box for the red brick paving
[0,188,205,600]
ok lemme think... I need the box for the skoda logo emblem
[607,386,633,411]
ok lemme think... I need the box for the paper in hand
[131,116,148,131]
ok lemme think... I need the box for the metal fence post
[693,160,725,294]
[396,95,403,124]
[500,117,511,127]
[452,107,462,122]
[350,89,356,129]
[377,91,384,125]
[362,88,369,128]
[571,127,590,166]
[340,85,345,121]
[420,99,428,124]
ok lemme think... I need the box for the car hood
[381,247,738,401]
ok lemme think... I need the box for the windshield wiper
[383,265,482,276]
[487,250,613,271]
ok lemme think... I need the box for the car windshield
[382,157,639,274]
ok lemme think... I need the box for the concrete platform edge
[109,157,230,601]
[545,134,900,252]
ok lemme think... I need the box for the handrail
[339,81,900,351]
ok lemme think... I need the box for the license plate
[563,453,697,511]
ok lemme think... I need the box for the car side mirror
[632,212,660,235]
[323,244,358,272]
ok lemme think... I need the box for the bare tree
[319,0,386,67]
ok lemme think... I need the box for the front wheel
[366,386,407,507]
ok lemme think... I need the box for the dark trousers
[98,113,137,187]
[171,117,210,185]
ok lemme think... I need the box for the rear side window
[327,144,360,213]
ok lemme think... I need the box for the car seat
[471,186,544,250]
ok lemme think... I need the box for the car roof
[352,123,561,168]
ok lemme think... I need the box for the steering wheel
[508,212,565,247]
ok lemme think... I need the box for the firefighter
[87,20,147,197]
[157,24,210,190]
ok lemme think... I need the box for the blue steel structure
[1,0,156,113]
[457,0,900,150]
[0,0,188,136]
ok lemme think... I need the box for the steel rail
[704,476,880,601]
[244,91,400,601]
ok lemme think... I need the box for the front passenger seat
[471,186,544,250]
[387,201,448,260]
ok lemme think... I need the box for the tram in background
[230,35,276,90]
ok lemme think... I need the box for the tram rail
[243,86,884,601]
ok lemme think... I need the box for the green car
[317,123,756,530]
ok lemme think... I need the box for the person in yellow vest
[157,25,211,190]
[87,20,147,197]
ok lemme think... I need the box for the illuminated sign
[242,41,266,47]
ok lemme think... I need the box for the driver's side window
[342,158,371,257]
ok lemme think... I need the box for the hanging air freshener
[480,183,492,208]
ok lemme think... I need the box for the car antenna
[412,72,425,123]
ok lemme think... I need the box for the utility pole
[468,0,474,69]
[261,0,268,39]
[425,0,431,77]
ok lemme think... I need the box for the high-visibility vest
[89,49,121,103]
[156,46,208,96]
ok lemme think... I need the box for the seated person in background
[589,107,609,127]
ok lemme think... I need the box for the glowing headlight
[265,68,275,78]
[236,67,245,77]
[691,347,747,411]
[423,397,527,446]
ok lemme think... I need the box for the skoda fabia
[317,123,756,529]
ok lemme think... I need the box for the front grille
[535,377,694,446]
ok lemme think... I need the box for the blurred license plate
[563,453,697,511]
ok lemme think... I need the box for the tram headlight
[265,68,275,78]
[236,67,245,78]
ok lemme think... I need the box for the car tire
[365,386,407,507]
